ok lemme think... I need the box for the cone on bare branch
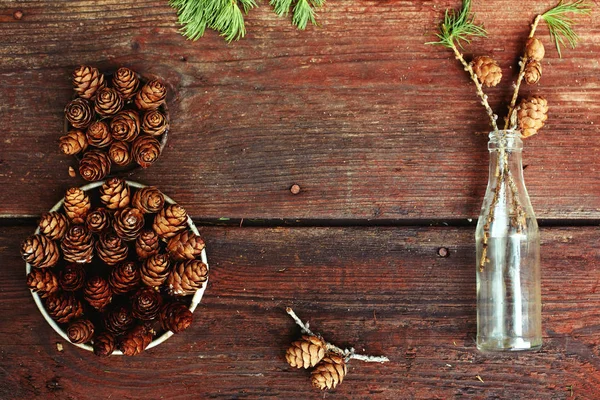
[132,186,165,214]
[96,232,129,265]
[518,96,549,138]
[72,65,106,99]
[59,129,88,155]
[118,324,154,356]
[64,187,91,224]
[167,230,205,261]
[136,230,160,259]
[525,37,545,61]
[86,121,112,148]
[100,178,130,210]
[141,253,171,287]
[131,287,163,320]
[86,207,111,233]
[112,67,140,100]
[45,293,84,324]
[94,87,124,117]
[524,60,542,85]
[286,335,327,369]
[27,269,59,298]
[471,56,502,87]
[110,110,140,142]
[108,141,132,167]
[160,302,193,333]
[135,79,167,110]
[21,234,60,268]
[108,261,140,294]
[84,276,112,310]
[79,150,111,182]
[311,355,348,390]
[65,98,93,129]
[93,331,116,357]
[67,318,95,344]
[167,259,208,296]
[153,204,188,239]
[113,207,145,241]
[60,263,86,291]
[38,211,69,241]
[61,225,95,263]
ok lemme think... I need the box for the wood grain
[2,225,599,399]
[0,1,599,220]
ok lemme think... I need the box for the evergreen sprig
[427,0,487,49]
[542,0,592,57]
[271,0,325,30]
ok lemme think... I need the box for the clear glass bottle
[475,130,541,351]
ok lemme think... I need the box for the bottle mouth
[488,130,523,151]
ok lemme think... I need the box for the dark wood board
[0,1,599,220]
[2,225,599,399]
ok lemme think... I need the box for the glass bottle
[475,130,541,351]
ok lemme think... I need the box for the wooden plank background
[1,0,599,399]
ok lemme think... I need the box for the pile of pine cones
[60,66,169,181]
[22,179,208,356]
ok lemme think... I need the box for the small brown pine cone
[524,60,542,85]
[141,110,169,136]
[160,302,193,334]
[136,230,160,259]
[135,79,167,110]
[471,56,502,87]
[61,225,95,263]
[100,177,131,210]
[65,98,93,129]
[59,263,86,291]
[72,65,106,100]
[79,150,111,182]
[86,121,112,148]
[84,276,112,310]
[167,231,205,261]
[67,318,95,344]
[110,110,140,142]
[59,129,88,155]
[93,331,116,357]
[118,325,154,356]
[94,87,124,117]
[286,335,327,369]
[140,253,171,287]
[113,207,144,241]
[38,211,69,241]
[311,355,348,390]
[26,269,59,298]
[132,186,165,214]
[96,232,129,265]
[132,135,161,168]
[131,287,163,320]
[167,259,208,296]
[112,67,140,100]
[86,207,111,233]
[109,261,140,294]
[518,96,549,138]
[64,187,91,224]
[104,305,134,335]
[21,234,60,269]
[108,141,132,167]
[526,37,545,61]
[45,293,84,324]
[153,204,188,239]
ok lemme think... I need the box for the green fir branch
[271,0,325,30]
[427,0,487,49]
[542,0,592,57]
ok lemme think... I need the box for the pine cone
[60,263,86,291]
[45,293,84,324]
[93,331,116,357]
[113,207,144,241]
[38,211,69,241]
[100,177,131,210]
[526,37,545,61]
[64,187,91,224]
[112,67,140,100]
[135,79,167,110]
[118,325,154,356]
[84,276,112,310]
[140,253,171,287]
[72,65,106,100]
[67,318,95,344]
[141,110,169,136]
[59,129,88,155]
[26,269,59,298]
[79,150,111,182]
[167,259,208,296]
[104,305,134,335]
[108,141,132,167]
[132,186,165,214]
[110,110,140,142]
[153,204,188,239]
[136,230,160,259]
[65,98,93,129]
[94,87,124,117]
[131,287,163,320]
[132,135,161,168]
[86,207,111,233]
[167,231,205,261]
[160,302,193,334]
[21,234,60,268]
[61,225,95,263]
[109,261,140,294]
[472,56,502,87]
[524,60,542,85]
[86,121,112,148]
[96,232,129,265]
[311,355,348,390]
[518,96,549,138]
[286,335,327,369]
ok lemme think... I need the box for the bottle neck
[487,130,524,178]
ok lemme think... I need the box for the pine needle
[427,0,487,49]
[542,0,592,57]
[270,0,325,30]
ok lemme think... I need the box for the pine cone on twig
[135,79,167,110]
[96,232,129,265]
[286,335,327,369]
[518,96,548,138]
[131,287,162,320]
[104,305,134,335]
[59,130,88,155]
[167,259,208,296]
[86,208,111,233]
[95,87,124,117]
[26,269,59,298]
[61,225,95,263]
[135,230,160,259]
[118,324,154,356]
[60,263,86,291]
[471,56,502,87]
[525,37,545,61]
[108,261,140,294]
[110,110,140,142]
[132,135,161,168]
[67,319,95,344]
[100,177,130,210]
[45,293,84,324]
[112,67,140,100]
[64,187,91,224]
[84,276,112,310]
[65,98,93,129]
[160,302,193,334]
[153,204,188,239]
[141,110,169,136]
[86,121,112,148]
[38,212,69,241]
[93,331,116,357]
[108,141,132,167]
[72,65,106,99]
[524,60,542,85]
[141,253,171,287]
[132,186,165,214]
[113,207,145,241]
[167,230,205,261]
[21,234,60,268]
[311,355,347,390]
[79,150,111,182]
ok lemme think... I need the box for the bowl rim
[25,180,209,355]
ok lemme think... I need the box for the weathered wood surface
[1,1,599,220]
[1,226,600,399]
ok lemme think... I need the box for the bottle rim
[488,129,523,150]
